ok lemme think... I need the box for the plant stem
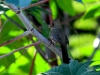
[0,41,41,59]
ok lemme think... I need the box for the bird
[49,18,70,64]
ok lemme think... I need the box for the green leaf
[81,71,100,75]
[41,61,98,75]
[27,6,50,15]
[82,3,100,19]
[76,61,93,75]
[56,0,75,16]
[28,9,42,26]
[42,21,50,38]
[69,61,80,75]
[34,7,51,15]
[0,54,15,66]
[47,63,71,75]
[42,72,62,75]
[83,0,99,2]
[49,0,58,19]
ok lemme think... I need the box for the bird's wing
[50,29,62,44]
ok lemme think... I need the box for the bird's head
[49,18,62,30]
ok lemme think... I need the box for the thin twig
[87,48,98,61]
[22,0,49,10]
[4,12,50,64]
[0,41,41,59]
[28,35,49,63]
[62,12,84,24]
[29,50,37,75]
[0,31,30,47]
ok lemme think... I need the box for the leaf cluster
[41,61,100,75]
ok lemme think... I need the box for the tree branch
[2,2,62,58]
[28,35,50,63]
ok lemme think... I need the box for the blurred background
[0,0,100,75]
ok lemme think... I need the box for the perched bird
[49,18,70,64]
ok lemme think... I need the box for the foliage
[82,3,100,19]
[41,61,100,75]
[56,0,75,16]
[0,0,100,75]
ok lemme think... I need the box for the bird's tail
[60,45,70,64]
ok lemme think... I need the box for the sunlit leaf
[49,0,58,19]
[56,0,76,16]
[82,3,100,19]
[83,0,99,2]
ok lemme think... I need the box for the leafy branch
[40,61,100,75]
[0,0,62,59]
